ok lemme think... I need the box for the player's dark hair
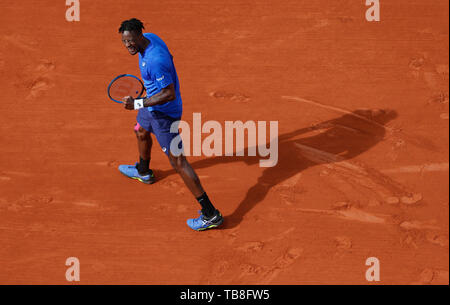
[118,18,145,35]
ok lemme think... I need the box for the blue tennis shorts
[136,109,182,156]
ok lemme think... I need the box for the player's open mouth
[128,47,136,53]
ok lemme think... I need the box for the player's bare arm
[122,83,176,110]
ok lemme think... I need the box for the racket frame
[107,74,146,104]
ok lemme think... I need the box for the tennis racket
[107,74,146,107]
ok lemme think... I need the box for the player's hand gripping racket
[107,74,146,109]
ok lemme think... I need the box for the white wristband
[134,99,144,110]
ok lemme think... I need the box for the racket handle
[134,99,145,110]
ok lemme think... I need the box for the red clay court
[0,0,448,284]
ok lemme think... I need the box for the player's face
[121,31,141,55]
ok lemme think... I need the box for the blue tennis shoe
[118,163,156,184]
[187,210,224,231]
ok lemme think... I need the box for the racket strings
[108,77,145,101]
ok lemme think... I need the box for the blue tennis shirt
[138,33,182,118]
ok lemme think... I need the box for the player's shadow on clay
[160,108,398,229]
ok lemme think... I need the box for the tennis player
[117,18,223,231]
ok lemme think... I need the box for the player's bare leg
[168,154,204,198]
[135,124,152,169]
[118,124,155,184]
[168,154,223,230]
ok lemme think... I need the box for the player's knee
[135,127,148,141]
[169,154,185,170]
[136,132,146,142]
[168,158,178,171]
